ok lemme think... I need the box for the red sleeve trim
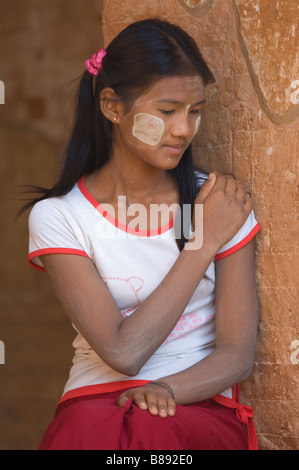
[28,248,90,272]
[214,223,261,261]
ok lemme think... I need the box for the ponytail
[171,146,197,251]
[60,70,96,188]
[18,70,111,215]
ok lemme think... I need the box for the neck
[86,158,177,210]
[113,159,167,201]
[93,142,176,205]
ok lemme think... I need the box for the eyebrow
[154,98,206,106]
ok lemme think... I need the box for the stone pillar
[102,0,299,450]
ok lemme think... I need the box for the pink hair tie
[85,49,107,76]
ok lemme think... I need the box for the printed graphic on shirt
[101,276,144,317]
[164,311,215,344]
[27,177,261,396]
[102,274,214,346]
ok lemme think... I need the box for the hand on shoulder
[192,171,253,253]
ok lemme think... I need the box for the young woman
[25,19,260,450]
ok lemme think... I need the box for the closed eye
[159,109,175,116]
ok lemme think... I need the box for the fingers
[224,174,238,196]
[142,391,174,418]
[117,392,133,408]
[234,180,253,214]
[197,172,238,205]
[242,191,253,215]
[117,386,176,418]
[202,173,252,206]
[222,174,253,212]
[196,172,216,203]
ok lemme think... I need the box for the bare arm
[40,172,253,377]
[118,238,259,416]
[159,238,259,403]
[41,237,216,376]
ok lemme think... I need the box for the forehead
[141,75,205,104]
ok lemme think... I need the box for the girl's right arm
[40,173,253,376]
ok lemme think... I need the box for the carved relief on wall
[178,0,214,17]
[234,0,299,124]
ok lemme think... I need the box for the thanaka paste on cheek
[195,114,201,132]
[192,114,201,139]
[186,105,201,138]
[132,113,165,146]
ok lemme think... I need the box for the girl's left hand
[117,383,176,418]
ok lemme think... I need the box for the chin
[165,158,182,170]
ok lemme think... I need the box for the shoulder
[29,197,66,227]
[215,210,261,261]
[28,184,80,231]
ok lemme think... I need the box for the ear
[99,87,125,124]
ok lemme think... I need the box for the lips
[163,143,185,154]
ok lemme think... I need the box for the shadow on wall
[0,0,104,450]
[0,0,298,450]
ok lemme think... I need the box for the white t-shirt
[28,174,261,399]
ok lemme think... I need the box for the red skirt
[39,383,258,450]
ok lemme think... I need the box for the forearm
[42,239,217,377]
[114,241,217,374]
[116,343,256,418]
[158,343,255,405]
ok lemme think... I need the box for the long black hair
[20,18,215,250]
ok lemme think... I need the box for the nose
[170,114,192,139]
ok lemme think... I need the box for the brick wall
[0,0,104,449]
[101,0,299,450]
[0,0,298,450]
